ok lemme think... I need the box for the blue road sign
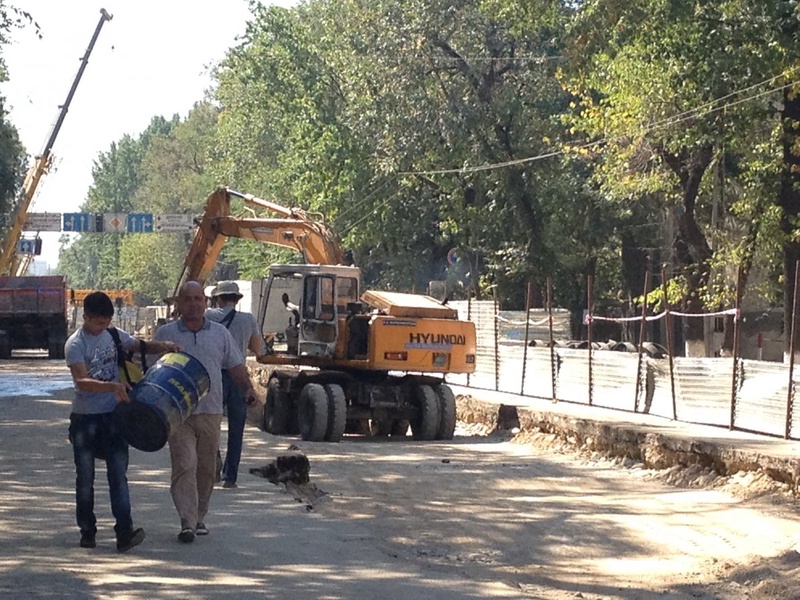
[17,239,35,254]
[63,212,92,232]
[127,213,154,233]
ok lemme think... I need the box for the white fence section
[450,300,800,439]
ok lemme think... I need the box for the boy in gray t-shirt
[65,291,178,552]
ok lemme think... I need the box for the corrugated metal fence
[449,300,799,440]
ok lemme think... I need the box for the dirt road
[1,358,800,599]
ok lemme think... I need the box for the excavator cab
[298,273,337,357]
[259,264,361,358]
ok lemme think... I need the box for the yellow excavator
[173,186,476,442]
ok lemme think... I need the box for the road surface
[1,357,799,599]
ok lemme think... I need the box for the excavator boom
[174,187,346,295]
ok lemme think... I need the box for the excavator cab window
[302,275,336,322]
[336,277,359,314]
[259,272,304,353]
[299,275,338,356]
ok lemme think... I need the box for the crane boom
[0,8,113,275]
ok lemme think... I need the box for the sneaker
[116,528,145,553]
[222,480,238,489]
[177,526,195,544]
[195,522,209,536]
[80,532,96,549]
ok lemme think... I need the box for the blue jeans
[221,369,246,485]
[68,413,134,537]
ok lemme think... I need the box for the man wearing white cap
[206,281,264,488]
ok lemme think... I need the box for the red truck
[0,275,67,359]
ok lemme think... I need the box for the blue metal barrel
[114,352,210,452]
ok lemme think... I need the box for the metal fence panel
[521,346,557,399]
[555,348,590,405]
[449,299,800,438]
[498,342,524,394]
[672,357,732,426]
[736,360,789,437]
[463,301,497,387]
[590,351,640,412]
[494,343,558,398]
[644,358,675,419]
[496,308,571,343]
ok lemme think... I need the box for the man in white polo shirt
[155,280,259,544]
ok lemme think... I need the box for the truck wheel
[411,385,440,441]
[369,419,393,437]
[0,332,10,359]
[435,384,457,440]
[324,383,347,442]
[263,377,289,435]
[48,329,66,360]
[391,419,410,437]
[298,383,329,442]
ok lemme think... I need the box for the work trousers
[221,369,246,485]
[167,413,223,528]
[68,412,134,537]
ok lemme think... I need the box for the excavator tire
[298,383,329,442]
[263,377,289,435]
[410,385,440,441]
[323,383,347,442]
[434,384,457,440]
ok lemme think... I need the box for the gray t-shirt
[65,326,135,414]
[154,318,243,414]
[205,306,262,358]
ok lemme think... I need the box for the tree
[561,0,787,350]
[213,0,608,307]
[0,4,39,241]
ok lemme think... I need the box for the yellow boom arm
[0,9,112,276]
[173,187,346,295]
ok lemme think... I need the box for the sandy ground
[1,357,800,598]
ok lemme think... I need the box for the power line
[334,175,395,224]
[425,54,562,63]
[339,186,404,235]
[399,66,800,176]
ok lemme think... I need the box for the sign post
[62,212,93,232]
[154,214,194,233]
[23,212,62,231]
[127,213,154,233]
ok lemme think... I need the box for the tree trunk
[661,145,715,355]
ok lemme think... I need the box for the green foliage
[45,0,800,332]
[560,0,797,318]
[118,233,186,303]
[0,4,37,241]
[0,99,24,220]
